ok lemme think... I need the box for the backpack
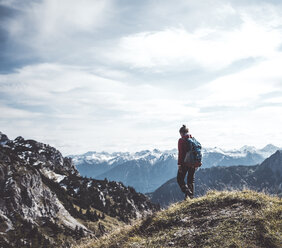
[184,136,202,167]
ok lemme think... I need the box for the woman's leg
[177,165,188,193]
[187,167,196,198]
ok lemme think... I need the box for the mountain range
[70,144,280,193]
[150,150,282,207]
[0,132,158,247]
[1,130,281,247]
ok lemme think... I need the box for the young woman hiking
[177,124,196,199]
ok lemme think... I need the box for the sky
[0,0,282,155]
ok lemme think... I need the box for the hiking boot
[184,190,193,199]
[187,183,194,199]
[184,186,193,200]
[184,191,189,200]
[187,192,194,199]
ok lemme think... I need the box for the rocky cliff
[0,132,159,247]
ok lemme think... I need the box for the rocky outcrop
[0,132,159,247]
[1,132,78,176]
[0,133,88,247]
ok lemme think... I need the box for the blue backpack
[184,137,202,167]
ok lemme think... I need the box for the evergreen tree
[93,210,99,221]
[101,213,105,220]
[86,207,92,220]
[79,227,84,238]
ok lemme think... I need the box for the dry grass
[75,190,282,248]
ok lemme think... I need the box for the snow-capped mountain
[70,149,176,177]
[201,144,280,167]
[70,144,280,193]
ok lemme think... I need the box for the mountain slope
[0,132,159,247]
[96,153,176,193]
[151,150,282,207]
[77,190,282,248]
[71,145,279,193]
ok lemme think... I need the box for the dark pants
[177,166,195,196]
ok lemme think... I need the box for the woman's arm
[178,138,186,166]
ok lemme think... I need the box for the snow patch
[61,184,67,190]
[33,161,42,166]
[99,191,106,206]
[24,144,32,148]
[40,168,66,183]
[55,198,88,231]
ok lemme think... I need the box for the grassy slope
[77,190,282,248]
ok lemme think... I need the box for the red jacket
[178,134,192,166]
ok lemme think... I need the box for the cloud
[1,57,281,154]
[0,63,202,154]
[1,0,282,153]
[1,0,115,64]
[0,63,199,121]
[6,0,114,34]
[189,52,282,115]
[107,17,282,71]
[2,0,282,73]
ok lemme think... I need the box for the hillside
[151,150,282,207]
[76,190,282,248]
[0,132,158,247]
[71,145,279,193]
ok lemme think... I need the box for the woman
[177,124,196,199]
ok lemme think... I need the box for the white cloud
[0,105,42,119]
[1,58,281,154]
[0,63,200,121]
[264,97,282,104]
[187,53,282,149]
[8,0,113,34]
[108,17,282,71]
[197,53,282,107]
[0,63,201,154]
[1,0,282,153]
[4,0,114,61]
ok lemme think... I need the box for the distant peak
[0,132,9,143]
[240,145,256,151]
[15,136,25,142]
[135,150,150,156]
[261,144,279,151]
[271,149,282,156]
[83,151,97,156]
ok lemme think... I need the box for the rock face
[0,132,159,247]
[71,145,279,193]
[151,150,282,207]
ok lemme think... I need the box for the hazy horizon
[2,130,280,156]
[66,143,280,156]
